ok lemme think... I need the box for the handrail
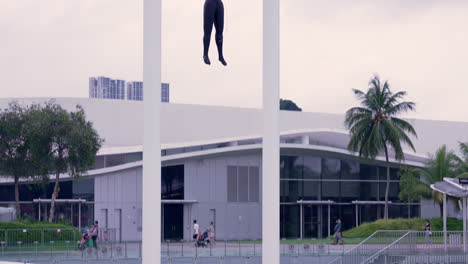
[327,230,381,264]
[362,231,411,264]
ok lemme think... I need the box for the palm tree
[345,75,417,219]
[416,145,461,217]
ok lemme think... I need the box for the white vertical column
[355,204,358,227]
[262,0,280,262]
[443,193,447,252]
[300,204,303,239]
[143,0,161,263]
[464,198,467,253]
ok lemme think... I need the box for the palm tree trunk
[48,171,61,223]
[14,176,21,219]
[384,145,390,220]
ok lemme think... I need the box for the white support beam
[262,0,280,263]
[143,0,161,263]
[443,193,447,253]
[464,198,467,254]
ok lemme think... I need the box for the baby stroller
[195,231,211,247]
[78,232,93,250]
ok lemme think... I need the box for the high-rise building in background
[90,76,169,102]
[127,81,169,102]
[89,77,125,100]
[127,81,144,101]
[161,83,170,103]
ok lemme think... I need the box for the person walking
[208,221,215,245]
[424,219,432,244]
[193,220,200,241]
[333,219,344,245]
[91,221,99,248]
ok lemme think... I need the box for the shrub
[342,218,462,238]
[0,220,80,245]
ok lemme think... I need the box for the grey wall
[94,153,264,241]
[184,154,263,241]
[94,166,142,241]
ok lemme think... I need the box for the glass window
[105,154,126,167]
[227,166,238,202]
[379,167,399,181]
[360,182,379,200]
[249,167,260,202]
[322,158,340,179]
[360,164,378,180]
[303,156,321,179]
[238,166,249,202]
[341,160,360,180]
[281,180,301,202]
[162,165,184,200]
[321,182,339,200]
[379,182,400,201]
[280,204,300,239]
[302,181,319,200]
[281,156,303,179]
[340,182,360,202]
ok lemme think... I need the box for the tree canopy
[280,99,302,111]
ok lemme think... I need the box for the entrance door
[163,204,183,240]
[115,209,122,242]
[303,205,319,238]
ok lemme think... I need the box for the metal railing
[358,231,466,264]
[1,231,466,263]
[328,230,410,264]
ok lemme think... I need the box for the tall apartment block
[127,81,169,102]
[89,77,125,100]
[90,77,169,102]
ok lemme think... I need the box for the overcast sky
[1,0,467,122]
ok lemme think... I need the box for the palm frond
[386,102,416,116]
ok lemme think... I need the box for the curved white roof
[1,97,467,160]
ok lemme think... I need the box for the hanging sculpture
[203,0,227,66]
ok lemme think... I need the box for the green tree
[27,102,103,223]
[398,167,431,218]
[0,102,35,219]
[280,99,302,111]
[345,75,417,219]
[457,142,468,177]
[416,145,461,217]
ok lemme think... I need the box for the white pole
[143,0,161,263]
[464,198,467,254]
[328,204,331,237]
[262,0,280,262]
[78,203,81,231]
[355,204,358,227]
[443,193,447,252]
[300,204,303,239]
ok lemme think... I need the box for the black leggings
[203,0,224,58]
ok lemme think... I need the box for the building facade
[89,77,125,100]
[90,77,169,102]
[0,98,466,242]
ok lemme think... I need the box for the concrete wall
[94,166,142,241]
[94,153,263,241]
[184,154,262,241]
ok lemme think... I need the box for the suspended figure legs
[203,0,227,66]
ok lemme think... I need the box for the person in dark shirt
[333,219,344,245]
[424,219,432,244]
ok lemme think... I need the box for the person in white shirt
[193,220,200,240]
